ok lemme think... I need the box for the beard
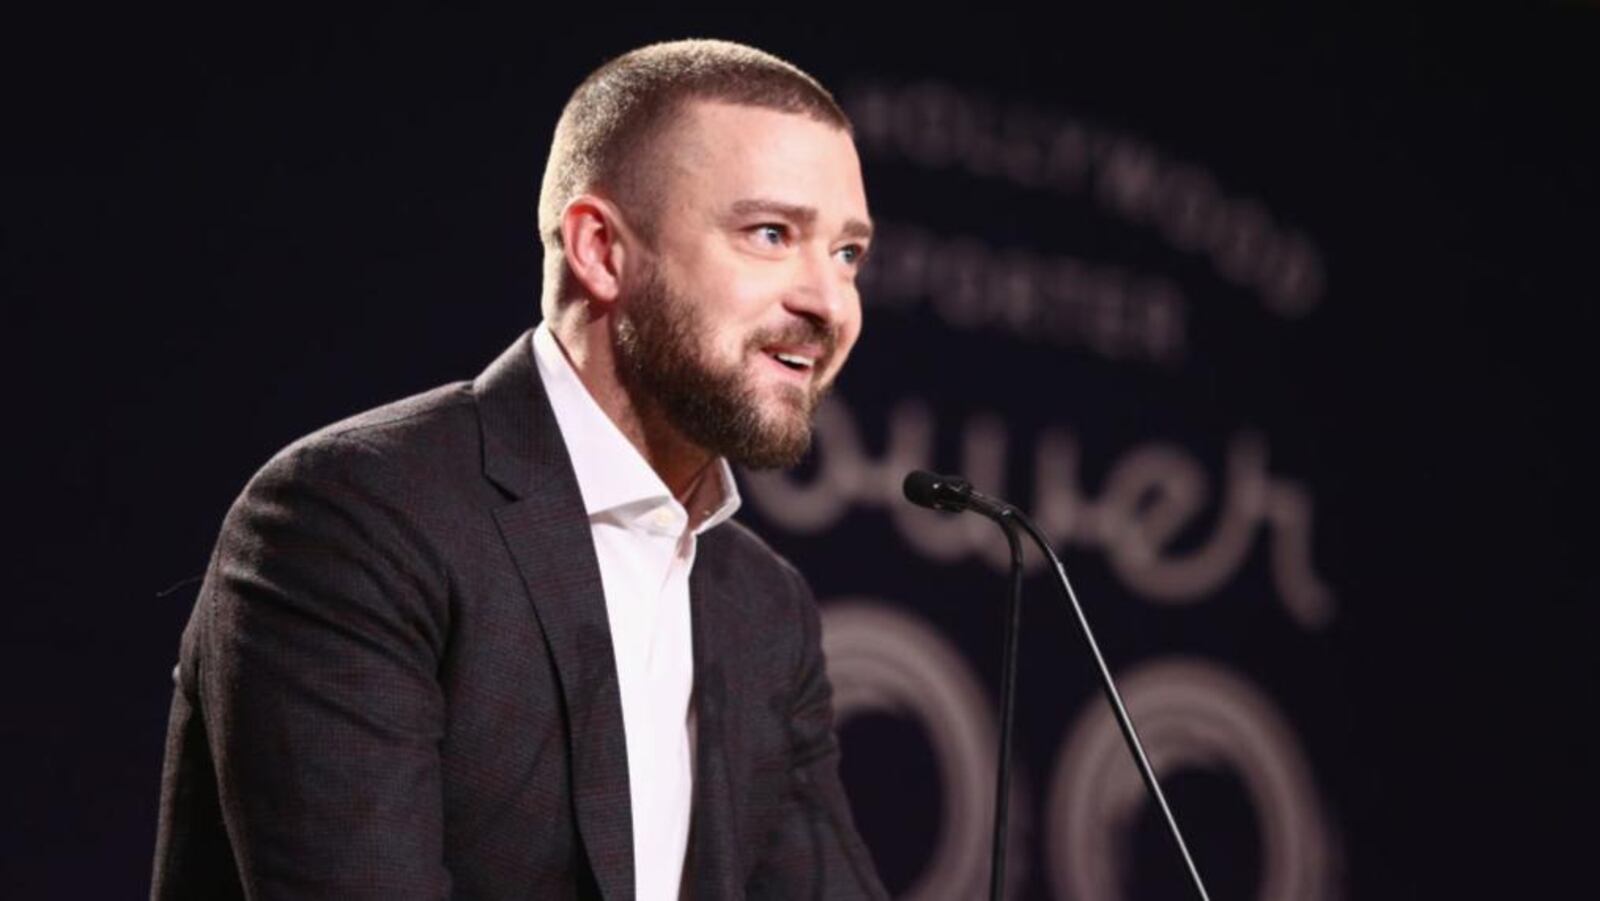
[613,264,836,470]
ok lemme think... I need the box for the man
[151,39,887,900]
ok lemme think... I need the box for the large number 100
[822,601,1341,901]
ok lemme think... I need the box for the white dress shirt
[531,322,741,901]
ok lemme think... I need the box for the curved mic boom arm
[902,470,1212,901]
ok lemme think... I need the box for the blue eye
[836,244,866,266]
[753,224,787,246]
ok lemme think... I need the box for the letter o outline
[820,599,1019,901]
[1046,657,1340,900]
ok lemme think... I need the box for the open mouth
[768,350,816,373]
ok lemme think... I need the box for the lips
[766,347,818,373]
[750,322,836,385]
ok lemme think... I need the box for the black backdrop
[6,6,1596,899]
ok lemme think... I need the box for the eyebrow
[728,198,874,243]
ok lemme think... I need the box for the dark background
[5,5,1596,898]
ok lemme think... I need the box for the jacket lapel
[474,332,635,901]
[684,533,747,900]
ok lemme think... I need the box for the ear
[560,194,631,305]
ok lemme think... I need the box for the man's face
[614,100,872,469]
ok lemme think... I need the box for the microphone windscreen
[903,470,952,510]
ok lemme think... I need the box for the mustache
[745,318,839,361]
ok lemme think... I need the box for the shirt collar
[531,321,741,535]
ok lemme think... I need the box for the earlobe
[560,195,627,304]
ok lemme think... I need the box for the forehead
[651,100,869,223]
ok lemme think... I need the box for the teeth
[773,352,814,369]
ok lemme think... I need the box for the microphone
[901,469,1212,901]
[902,470,1015,519]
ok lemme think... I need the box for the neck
[548,307,714,504]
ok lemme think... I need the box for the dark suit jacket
[151,332,888,900]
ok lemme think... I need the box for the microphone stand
[1010,512,1210,901]
[989,515,1024,901]
[904,472,1211,901]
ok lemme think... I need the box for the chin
[730,400,815,470]
[733,429,813,470]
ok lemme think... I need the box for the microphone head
[903,470,972,513]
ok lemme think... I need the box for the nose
[784,242,855,331]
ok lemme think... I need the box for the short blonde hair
[536,39,851,315]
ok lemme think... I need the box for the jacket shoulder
[299,381,477,455]
[248,381,483,494]
[709,517,808,588]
